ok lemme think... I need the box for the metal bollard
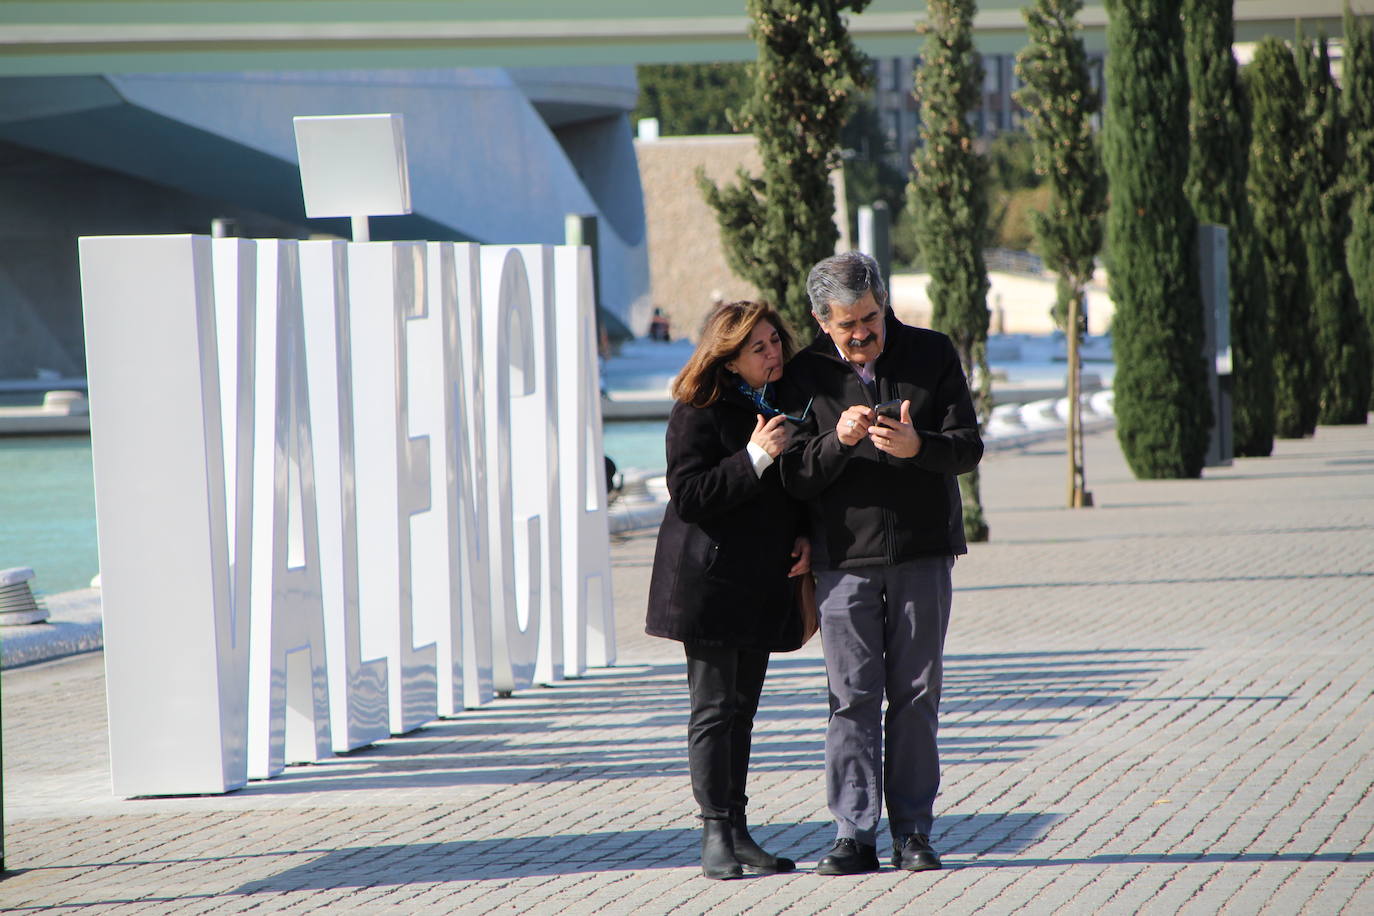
[1199,223,1233,467]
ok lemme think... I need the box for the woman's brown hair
[669,300,798,408]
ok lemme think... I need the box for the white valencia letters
[78,235,615,795]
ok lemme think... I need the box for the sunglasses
[766,397,813,423]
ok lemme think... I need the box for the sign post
[293,113,413,242]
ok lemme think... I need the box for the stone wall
[634,136,763,342]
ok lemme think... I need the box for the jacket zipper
[873,374,894,564]
[864,369,899,566]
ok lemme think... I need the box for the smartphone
[874,399,903,421]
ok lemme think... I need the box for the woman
[645,300,811,880]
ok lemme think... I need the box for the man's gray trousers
[815,555,954,846]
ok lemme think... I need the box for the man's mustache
[846,333,877,349]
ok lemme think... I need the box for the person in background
[778,251,984,875]
[649,307,673,341]
[645,300,811,880]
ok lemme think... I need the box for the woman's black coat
[645,388,807,651]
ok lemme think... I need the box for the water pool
[0,422,666,599]
[601,420,667,475]
[0,435,99,595]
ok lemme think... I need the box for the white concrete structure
[80,235,249,796]
[80,234,615,796]
[554,246,617,672]
[297,239,391,752]
[349,241,440,737]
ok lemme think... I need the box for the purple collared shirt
[834,343,878,385]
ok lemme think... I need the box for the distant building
[870,52,1106,168]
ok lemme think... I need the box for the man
[778,251,983,875]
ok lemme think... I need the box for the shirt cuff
[746,441,774,477]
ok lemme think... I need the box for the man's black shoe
[815,838,879,875]
[892,833,942,871]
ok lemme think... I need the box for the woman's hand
[788,536,811,577]
[751,413,789,458]
[869,399,921,458]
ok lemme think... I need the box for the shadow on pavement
[217,648,1205,798]
[942,648,1198,715]
[224,813,1064,891]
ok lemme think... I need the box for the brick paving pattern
[2,425,1371,913]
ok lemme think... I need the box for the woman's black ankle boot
[700,816,744,879]
[729,809,796,873]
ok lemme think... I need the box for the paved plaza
[2,424,1372,913]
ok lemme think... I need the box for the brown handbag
[796,572,820,647]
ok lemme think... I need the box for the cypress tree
[1248,39,1319,438]
[1015,0,1107,506]
[910,0,991,541]
[1103,0,1211,478]
[1343,6,1374,411]
[1183,0,1275,456]
[698,0,871,329]
[1295,33,1371,424]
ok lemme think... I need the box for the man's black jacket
[777,311,984,569]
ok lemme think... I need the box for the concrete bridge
[0,0,1356,77]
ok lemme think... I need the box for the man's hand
[869,399,922,458]
[750,413,789,458]
[836,405,874,447]
[788,536,811,577]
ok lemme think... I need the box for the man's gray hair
[806,251,888,321]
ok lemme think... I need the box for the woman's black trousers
[684,642,770,818]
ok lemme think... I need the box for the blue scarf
[735,378,780,417]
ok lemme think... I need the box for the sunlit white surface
[246,240,333,780]
[350,242,439,735]
[481,247,542,694]
[80,235,247,795]
[514,245,564,687]
[300,240,390,752]
[556,245,616,672]
[80,233,615,795]
[293,113,412,220]
[448,243,496,710]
